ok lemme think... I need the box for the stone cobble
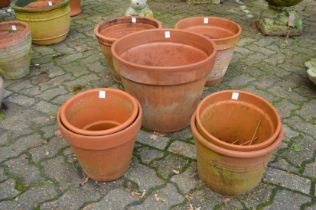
[0,0,316,209]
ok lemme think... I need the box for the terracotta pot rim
[195,90,282,151]
[0,21,30,46]
[12,0,69,12]
[94,16,163,45]
[112,28,217,72]
[57,103,142,150]
[60,88,139,136]
[191,112,284,158]
[175,16,242,44]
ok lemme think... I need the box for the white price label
[99,90,106,99]
[11,25,17,31]
[165,31,171,39]
[131,16,137,23]
[48,1,53,6]
[232,92,239,100]
[203,17,208,24]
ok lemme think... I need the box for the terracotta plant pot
[175,16,241,86]
[0,76,4,106]
[12,0,71,45]
[0,21,32,79]
[94,16,162,82]
[70,0,81,16]
[196,90,282,152]
[0,0,10,8]
[191,113,284,195]
[60,88,139,136]
[112,29,217,132]
[57,89,142,181]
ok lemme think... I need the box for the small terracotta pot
[0,21,32,79]
[60,88,139,136]
[0,0,10,8]
[175,16,241,86]
[70,0,81,16]
[196,90,282,152]
[112,29,217,132]
[12,0,71,45]
[57,104,142,181]
[0,76,4,105]
[94,16,162,82]
[191,113,284,195]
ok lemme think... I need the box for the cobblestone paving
[0,0,316,209]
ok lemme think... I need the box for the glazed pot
[0,21,32,79]
[12,0,71,45]
[0,76,4,106]
[57,103,142,181]
[112,29,217,132]
[94,16,162,82]
[60,88,139,136]
[0,0,10,8]
[175,16,241,86]
[191,113,284,195]
[70,0,81,16]
[196,90,282,152]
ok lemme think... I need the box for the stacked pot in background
[58,88,142,181]
[0,21,32,79]
[191,90,284,195]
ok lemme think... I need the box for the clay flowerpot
[94,16,162,82]
[0,0,10,8]
[57,89,142,181]
[191,113,284,195]
[60,88,139,136]
[0,21,32,79]
[70,0,81,16]
[0,76,4,106]
[12,0,71,45]
[112,29,217,132]
[175,16,241,86]
[196,90,282,152]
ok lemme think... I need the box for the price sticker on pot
[165,31,171,39]
[203,17,209,24]
[48,1,53,6]
[11,25,17,31]
[99,90,106,99]
[232,92,239,100]
[131,16,137,24]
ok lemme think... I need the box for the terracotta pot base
[70,0,81,16]
[205,76,223,86]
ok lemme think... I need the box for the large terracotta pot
[12,0,71,45]
[57,94,142,181]
[60,88,139,136]
[0,0,10,8]
[191,113,284,195]
[0,76,4,106]
[175,16,241,86]
[94,16,162,82]
[70,0,81,16]
[196,90,282,152]
[112,29,217,132]
[0,21,32,79]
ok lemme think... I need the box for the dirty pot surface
[191,113,284,195]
